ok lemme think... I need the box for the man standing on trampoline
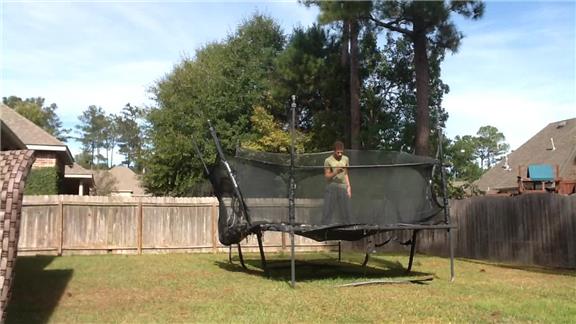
[322,141,352,225]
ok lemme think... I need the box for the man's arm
[345,167,351,198]
[324,167,343,180]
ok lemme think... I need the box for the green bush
[25,167,60,195]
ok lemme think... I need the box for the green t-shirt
[324,154,349,186]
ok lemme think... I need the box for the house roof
[476,118,576,192]
[65,163,94,177]
[109,166,146,196]
[0,120,26,150]
[0,104,73,165]
[64,163,94,189]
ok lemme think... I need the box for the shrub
[25,167,60,195]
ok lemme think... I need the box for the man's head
[333,141,344,160]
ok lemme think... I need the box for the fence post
[137,199,143,255]
[58,195,64,256]
[211,199,218,253]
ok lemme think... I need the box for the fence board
[63,205,137,249]
[18,205,58,251]
[17,196,335,254]
[417,194,576,268]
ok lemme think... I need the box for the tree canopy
[475,125,510,169]
[3,3,490,197]
[5,6,484,197]
[445,125,510,182]
[140,8,484,196]
[142,15,285,196]
[367,0,485,155]
[116,104,146,170]
[307,1,373,149]
[242,106,309,153]
[75,105,109,168]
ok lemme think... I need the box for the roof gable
[1,104,65,146]
[476,118,576,192]
[109,166,146,196]
[0,104,73,165]
[65,163,94,177]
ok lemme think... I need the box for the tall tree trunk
[349,19,361,150]
[91,141,95,168]
[413,26,430,156]
[341,20,351,148]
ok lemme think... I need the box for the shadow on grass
[6,256,73,324]
[216,253,433,284]
[459,258,576,277]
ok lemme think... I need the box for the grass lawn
[6,251,575,323]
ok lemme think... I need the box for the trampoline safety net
[210,148,443,245]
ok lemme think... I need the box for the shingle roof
[1,104,64,146]
[0,104,73,165]
[109,166,146,196]
[476,118,576,192]
[65,163,93,176]
[0,120,26,150]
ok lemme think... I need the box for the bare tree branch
[364,14,413,36]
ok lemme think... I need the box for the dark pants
[321,183,352,225]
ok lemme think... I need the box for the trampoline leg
[407,230,419,273]
[362,252,370,267]
[448,228,455,282]
[362,238,372,267]
[256,231,268,274]
[290,230,296,288]
[338,241,342,262]
[237,244,247,270]
[228,245,232,264]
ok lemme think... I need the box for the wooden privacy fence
[417,193,576,268]
[18,195,336,255]
[18,194,576,268]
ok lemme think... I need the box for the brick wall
[32,152,58,168]
[32,152,65,174]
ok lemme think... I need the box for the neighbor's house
[63,163,95,195]
[476,118,576,195]
[0,104,94,195]
[108,165,148,197]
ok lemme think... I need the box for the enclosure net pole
[438,128,455,282]
[289,95,297,288]
[191,135,210,176]
[208,120,252,224]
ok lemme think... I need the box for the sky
[1,0,575,158]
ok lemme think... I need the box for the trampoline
[196,102,455,286]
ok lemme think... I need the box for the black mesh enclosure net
[210,147,444,245]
